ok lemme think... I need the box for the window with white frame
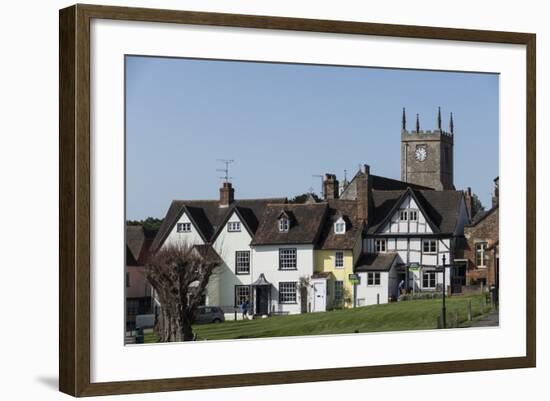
[423,239,437,253]
[234,285,250,306]
[176,222,191,233]
[279,248,297,270]
[409,210,418,221]
[334,217,346,234]
[227,221,241,232]
[367,272,381,286]
[279,218,289,232]
[279,282,297,304]
[422,271,437,288]
[400,210,408,221]
[334,281,344,302]
[235,251,250,274]
[375,239,387,253]
[335,251,344,268]
[475,242,488,268]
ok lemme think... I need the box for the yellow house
[311,200,364,310]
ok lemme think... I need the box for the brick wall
[463,207,499,286]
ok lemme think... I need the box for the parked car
[194,306,225,324]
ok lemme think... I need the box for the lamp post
[442,254,447,328]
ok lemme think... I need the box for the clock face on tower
[415,146,427,162]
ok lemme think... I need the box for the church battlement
[401,129,453,137]
[401,128,454,143]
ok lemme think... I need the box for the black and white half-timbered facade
[361,187,469,297]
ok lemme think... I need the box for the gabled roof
[368,189,464,235]
[340,171,432,200]
[126,225,156,265]
[467,205,498,227]
[369,188,439,234]
[355,252,402,272]
[251,203,328,246]
[192,244,223,265]
[151,197,286,251]
[317,199,364,250]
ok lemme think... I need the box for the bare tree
[145,242,219,342]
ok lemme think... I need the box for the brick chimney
[357,164,372,223]
[219,182,234,208]
[323,174,339,200]
[464,187,473,219]
[492,177,499,207]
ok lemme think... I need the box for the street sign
[408,263,420,271]
[348,273,360,284]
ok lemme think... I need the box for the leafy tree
[127,217,164,232]
[145,243,218,342]
[471,194,485,217]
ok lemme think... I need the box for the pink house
[126,225,156,329]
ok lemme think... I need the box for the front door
[452,262,467,293]
[312,281,326,312]
[255,286,269,315]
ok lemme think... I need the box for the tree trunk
[181,317,194,341]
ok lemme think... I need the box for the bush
[398,292,443,302]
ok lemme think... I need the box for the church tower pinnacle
[400,107,454,190]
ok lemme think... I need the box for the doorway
[255,286,269,315]
[312,281,326,312]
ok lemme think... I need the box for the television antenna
[217,159,234,182]
[312,174,324,198]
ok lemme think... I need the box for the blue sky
[126,56,499,220]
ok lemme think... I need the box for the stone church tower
[400,107,454,190]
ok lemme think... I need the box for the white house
[149,181,285,320]
[249,203,328,316]
[355,253,401,306]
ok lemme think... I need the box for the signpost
[435,255,448,328]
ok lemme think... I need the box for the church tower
[400,107,454,190]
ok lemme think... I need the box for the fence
[437,295,496,329]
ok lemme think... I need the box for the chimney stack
[492,177,499,207]
[219,182,234,207]
[464,187,473,219]
[323,174,339,200]
[357,164,372,223]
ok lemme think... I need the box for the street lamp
[441,254,447,328]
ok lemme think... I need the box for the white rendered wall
[162,212,204,248]
[356,272,389,306]
[252,244,315,314]
[212,212,254,318]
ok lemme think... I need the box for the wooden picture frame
[59,3,536,397]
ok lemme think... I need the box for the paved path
[470,311,499,327]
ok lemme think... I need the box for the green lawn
[191,294,492,341]
[143,328,160,343]
[141,294,493,343]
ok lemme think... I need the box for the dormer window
[334,217,346,234]
[279,218,289,232]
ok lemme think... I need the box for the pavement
[469,311,499,327]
